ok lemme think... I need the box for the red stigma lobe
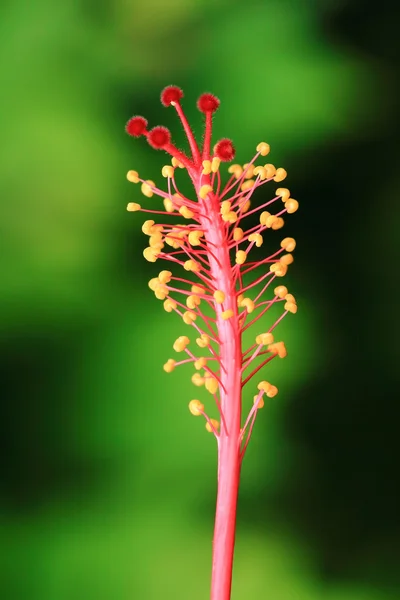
[161,86,184,107]
[214,139,235,161]
[125,116,148,137]
[197,93,220,113]
[147,126,172,149]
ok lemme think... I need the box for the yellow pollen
[267,385,278,398]
[242,200,251,213]
[148,277,159,291]
[253,395,265,408]
[162,165,175,178]
[281,237,296,252]
[188,230,204,246]
[221,309,234,320]
[142,220,155,235]
[235,250,247,265]
[173,336,190,352]
[274,168,287,182]
[274,285,288,298]
[233,227,244,242]
[243,163,255,179]
[222,211,238,223]
[268,341,287,358]
[265,215,278,228]
[194,357,207,370]
[248,233,263,247]
[126,170,140,183]
[284,301,297,314]
[172,157,185,168]
[285,293,296,304]
[202,160,212,175]
[228,164,243,179]
[191,284,205,294]
[253,166,267,180]
[163,359,176,373]
[270,262,288,277]
[220,200,231,214]
[276,187,291,201]
[186,295,201,309]
[192,372,205,386]
[163,198,175,213]
[280,253,294,266]
[199,185,213,199]
[264,164,276,178]
[260,211,271,226]
[184,259,200,272]
[163,298,177,312]
[285,199,299,214]
[241,179,254,192]
[141,180,155,198]
[237,294,244,306]
[205,376,219,395]
[196,333,210,348]
[272,217,284,230]
[143,247,159,262]
[127,202,141,212]
[149,235,164,250]
[257,380,271,392]
[241,297,255,313]
[179,206,194,219]
[211,157,221,173]
[159,270,172,284]
[189,399,204,416]
[154,284,168,300]
[256,142,271,156]
[213,290,225,304]
[206,418,220,433]
[183,311,197,324]
[255,332,274,345]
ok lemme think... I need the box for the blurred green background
[1,0,399,598]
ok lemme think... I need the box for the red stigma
[214,139,235,161]
[125,116,148,137]
[147,126,171,149]
[197,93,220,113]
[161,86,184,107]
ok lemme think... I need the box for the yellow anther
[285,293,296,304]
[257,380,271,392]
[285,199,299,214]
[233,227,244,242]
[173,336,190,352]
[141,180,155,198]
[220,200,231,214]
[241,297,255,313]
[192,284,205,294]
[264,164,276,178]
[188,230,204,246]
[211,157,221,173]
[149,234,164,249]
[253,395,265,409]
[253,166,267,180]
[237,294,244,306]
[284,301,297,314]
[196,333,210,348]
[255,332,274,346]
[205,418,220,433]
[183,311,197,324]
[189,399,204,416]
[158,270,172,284]
[148,278,159,291]
[235,250,247,265]
[199,184,213,199]
[222,211,238,223]
[213,290,225,304]
[202,160,212,175]
[163,198,175,213]
[276,187,291,201]
[256,142,271,156]
[228,164,243,178]
[179,206,194,219]
[248,233,263,247]
[268,341,287,358]
[274,285,288,298]
[265,215,278,228]
[243,163,255,179]
[154,284,168,300]
[191,373,205,386]
[242,200,251,213]
[272,217,284,230]
[127,202,141,212]
[163,359,176,373]
[270,262,288,277]
[186,295,201,309]
[280,253,294,266]
[172,157,185,168]
[280,237,296,252]
[143,247,159,262]
[127,170,140,183]
[205,375,219,395]
[173,192,183,201]
[142,220,155,235]
[260,211,271,226]
[194,357,207,370]
[267,385,278,398]
[184,259,200,272]
[241,179,254,192]
[163,298,177,312]
[274,167,287,182]
[221,309,234,320]
[162,165,175,178]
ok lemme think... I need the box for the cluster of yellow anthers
[126,86,298,448]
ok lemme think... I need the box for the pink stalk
[124,86,299,600]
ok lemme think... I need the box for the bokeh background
[1,0,399,598]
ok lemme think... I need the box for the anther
[221,309,234,320]
[126,170,140,183]
[184,260,200,272]
[235,250,247,265]
[255,332,274,345]
[285,199,299,214]
[256,142,271,156]
[248,233,263,247]
[127,202,141,212]
[199,184,213,199]
[162,165,175,178]
[188,399,204,416]
[253,395,265,408]
[280,237,296,252]
[206,418,220,433]
[163,359,176,373]
[274,168,287,182]
[213,290,225,304]
[173,336,190,352]
[274,285,288,299]
[268,341,287,358]
[163,298,177,312]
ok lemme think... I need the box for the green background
[1,0,399,598]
